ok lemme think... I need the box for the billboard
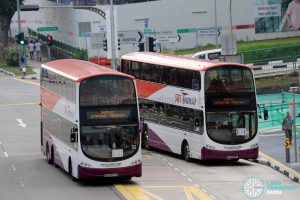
[255,0,300,33]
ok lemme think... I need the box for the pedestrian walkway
[259,134,300,177]
[25,57,47,79]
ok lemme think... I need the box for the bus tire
[142,129,151,150]
[46,144,53,164]
[51,146,59,168]
[182,142,191,162]
[68,159,78,182]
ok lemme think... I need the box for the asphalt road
[0,74,299,200]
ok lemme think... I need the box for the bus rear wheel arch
[181,141,191,162]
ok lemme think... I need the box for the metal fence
[239,45,300,64]
[28,28,88,60]
[258,92,300,136]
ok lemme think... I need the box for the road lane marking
[0,102,39,108]
[0,142,8,158]
[16,119,26,128]
[115,185,212,200]
[11,165,16,171]
[11,78,39,87]
[0,92,39,96]
[259,151,300,179]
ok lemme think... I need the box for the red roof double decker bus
[40,59,141,180]
[119,52,259,161]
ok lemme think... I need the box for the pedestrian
[34,40,42,61]
[282,112,293,144]
[286,0,300,31]
[28,40,34,60]
[20,52,27,76]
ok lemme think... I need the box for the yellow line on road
[259,151,300,178]
[0,102,39,107]
[0,92,38,96]
[115,185,212,200]
[11,78,39,87]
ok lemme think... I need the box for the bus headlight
[80,162,91,168]
[130,159,142,166]
[250,143,258,149]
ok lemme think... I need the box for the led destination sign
[87,110,130,120]
[212,98,250,106]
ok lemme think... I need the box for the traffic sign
[91,32,106,50]
[37,26,58,32]
[155,34,181,43]
[118,31,144,44]
[197,27,221,38]
[285,138,291,149]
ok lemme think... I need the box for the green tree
[0,0,24,50]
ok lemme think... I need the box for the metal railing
[239,45,300,64]
[28,28,88,60]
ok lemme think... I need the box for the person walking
[28,40,34,60]
[34,40,42,61]
[282,112,293,144]
[20,52,27,77]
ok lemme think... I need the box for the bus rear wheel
[182,142,191,162]
[46,144,53,164]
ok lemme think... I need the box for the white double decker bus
[40,59,141,180]
[120,52,259,161]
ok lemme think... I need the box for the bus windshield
[79,75,139,161]
[206,111,257,144]
[80,75,137,106]
[205,66,254,93]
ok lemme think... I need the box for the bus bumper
[201,147,259,160]
[77,163,142,179]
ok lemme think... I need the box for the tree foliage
[0,0,24,19]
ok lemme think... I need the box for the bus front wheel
[182,142,191,162]
[68,159,78,182]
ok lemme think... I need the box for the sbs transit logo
[242,176,264,199]
[174,90,197,105]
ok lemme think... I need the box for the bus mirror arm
[70,127,78,143]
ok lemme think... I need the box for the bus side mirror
[263,109,269,120]
[70,127,78,143]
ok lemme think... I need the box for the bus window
[159,66,170,84]
[131,61,141,79]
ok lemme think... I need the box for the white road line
[19,180,25,188]
[195,184,200,188]
[168,162,173,167]
[174,167,180,171]
[162,158,167,162]
[187,178,193,183]
[0,142,8,158]
[202,189,207,193]
[11,165,16,171]
[180,172,186,177]
[210,195,216,199]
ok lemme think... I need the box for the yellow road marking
[0,102,39,107]
[259,151,300,178]
[115,185,212,200]
[11,78,39,87]
[0,92,38,96]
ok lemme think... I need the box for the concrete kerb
[249,153,300,184]
[0,68,16,77]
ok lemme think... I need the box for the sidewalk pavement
[259,133,300,182]
[25,57,48,79]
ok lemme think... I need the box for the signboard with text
[255,0,298,33]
